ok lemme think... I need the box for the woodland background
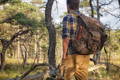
[0,0,120,80]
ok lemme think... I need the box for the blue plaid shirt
[62,11,80,39]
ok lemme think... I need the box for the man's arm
[63,38,70,59]
[62,15,71,59]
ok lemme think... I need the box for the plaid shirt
[62,11,80,39]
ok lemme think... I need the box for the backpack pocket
[69,38,89,55]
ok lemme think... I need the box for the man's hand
[62,53,67,60]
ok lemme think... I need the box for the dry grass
[0,58,47,80]
[1,53,120,80]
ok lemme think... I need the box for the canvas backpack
[68,14,107,55]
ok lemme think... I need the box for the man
[61,0,90,80]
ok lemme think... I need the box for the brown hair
[67,0,80,10]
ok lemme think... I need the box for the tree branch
[99,0,113,6]
[10,29,31,42]
[20,63,51,80]
[102,8,120,18]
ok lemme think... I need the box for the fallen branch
[89,62,120,72]
[20,63,50,80]
[6,72,47,80]
[88,64,106,72]
[6,63,51,80]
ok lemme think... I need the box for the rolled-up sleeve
[62,16,70,39]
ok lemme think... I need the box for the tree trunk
[0,52,5,70]
[89,0,94,18]
[45,0,56,68]
[0,42,9,70]
[21,45,28,68]
[96,0,100,20]
[118,0,120,8]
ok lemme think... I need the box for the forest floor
[88,64,120,80]
[0,58,120,80]
[0,58,47,80]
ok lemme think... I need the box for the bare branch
[99,0,113,6]
[0,38,9,47]
[102,8,120,18]
[10,29,31,42]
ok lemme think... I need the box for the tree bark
[21,44,28,68]
[0,52,5,70]
[45,0,56,68]
[0,39,10,70]
[89,0,94,18]
[118,0,120,8]
[96,0,100,20]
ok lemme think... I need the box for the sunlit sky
[22,0,32,3]
[51,0,120,29]
[22,0,120,29]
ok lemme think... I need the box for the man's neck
[68,10,80,15]
[68,9,78,13]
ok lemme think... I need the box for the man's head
[67,0,80,11]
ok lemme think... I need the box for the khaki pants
[60,54,90,80]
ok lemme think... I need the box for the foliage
[105,30,120,54]
[0,2,44,29]
[0,0,21,4]
[80,0,89,7]
[0,0,48,69]
[7,12,41,28]
[31,0,43,4]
